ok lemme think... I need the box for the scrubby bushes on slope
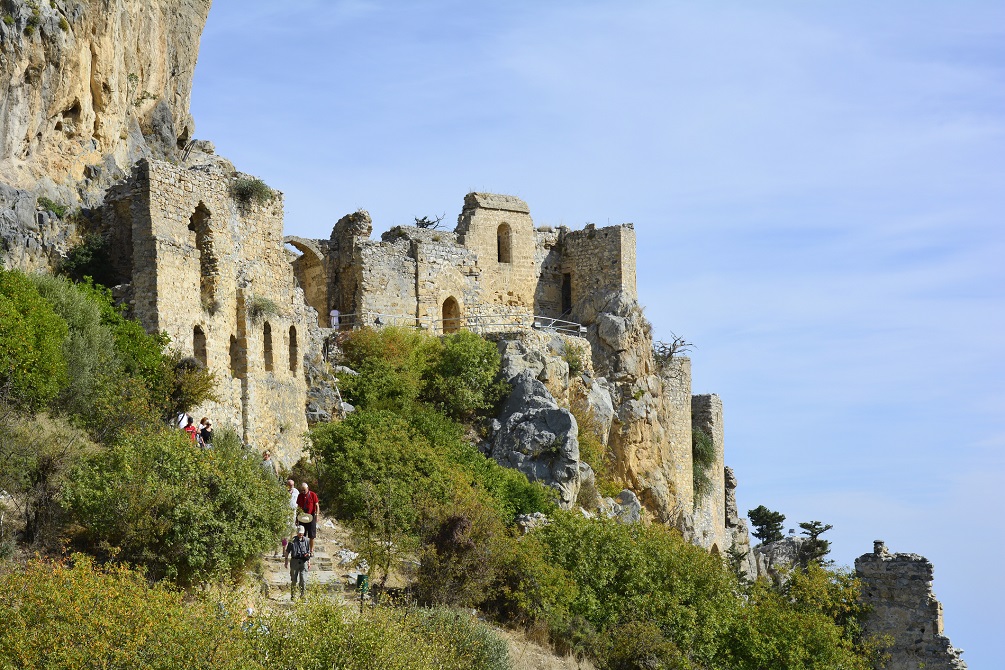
[64,428,288,585]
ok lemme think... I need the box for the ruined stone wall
[354,237,417,325]
[107,158,309,465]
[533,227,563,317]
[455,192,537,321]
[563,224,638,320]
[287,238,330,327]
[856,542,967,670]
[691,394,726,553]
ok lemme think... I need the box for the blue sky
[192,1,1005,663]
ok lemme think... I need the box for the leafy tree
[0,555,260,669]
[26,273,116,418]
[0,269,69,409]
[748,504,786,544]
[799,520,834,564]
[338,326,439,411]
[59,231,118,287]
[64,428,287,585]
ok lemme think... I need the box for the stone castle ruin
[286,192,636,336]
[0,2,968,661]
[97,157,311,462]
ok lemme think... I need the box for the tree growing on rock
[748,505,786,544]
[798,520,834,564]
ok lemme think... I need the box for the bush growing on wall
[64,428,287,585]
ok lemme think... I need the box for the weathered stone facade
[102,157,310,464]
[856,541,967,670]
[288,194,636,335]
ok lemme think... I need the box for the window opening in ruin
[289,326,298,372]
[229,335,244,378]
[442,297,461,334]
[497,223,512,264]
[561,273,572,315]
[193,326,207,367]
[263,322,274,372]
[188,203,219,312]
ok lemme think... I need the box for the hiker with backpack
[284,525,312,599]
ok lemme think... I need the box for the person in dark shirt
[283,525,311,599]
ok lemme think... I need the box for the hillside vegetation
[0,269,884,669]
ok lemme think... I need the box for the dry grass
[495,627,597,670]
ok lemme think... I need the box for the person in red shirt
[297,483,320,553]
[183,416,198,443]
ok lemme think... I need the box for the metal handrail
[323,311,587,336]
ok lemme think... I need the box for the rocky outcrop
[574,289,695,529]
[489,370,581,507]
[723,466,756,580]
[856,541,967,670]
[1,0,212,270]
[752,535,813,584]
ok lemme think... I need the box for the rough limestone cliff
[0,0,211,270]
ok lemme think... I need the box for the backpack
[290,538,311,560]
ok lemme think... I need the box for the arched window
[288,325,298,372]
[193,326,207,367]
[263,322,274,372]
[229,335,244,378]
[497,223,512,264]
[442,297,461,334]
[187,203,218,311]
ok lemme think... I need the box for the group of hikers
[174,414,322,599]
[177,413,213,447]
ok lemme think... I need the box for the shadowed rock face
[1,0,211,270]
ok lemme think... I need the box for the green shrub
[422,330,509,420]
[27,273,116,418]
[0,555,260,669]
[0,269,69,409]
[562,341,586,377]
[692,425,716,505]
[60,231,118,287]
[230,176,274,205]
[723,569,876,670]
[3,15,15,26]
[413,607,511,670]
[58,16,68,31]
[64,427,288,585]
[0,412,95,545]
[339,326,440,411]
[248,598,505,670]
[247,295,279,321]
[536,511,739,667]
[36,196,68,218]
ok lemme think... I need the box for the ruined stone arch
[497,223,512,264]
[263,321,274,372]
[285,236,328,327]
[442,296,461,334]
[288,325,298,373]
[188,202,218,311]
[193,325,207,367]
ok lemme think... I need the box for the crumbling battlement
[856,541,967,670]
[287,193,637,334]
[102,158,310,464]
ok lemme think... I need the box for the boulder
[489,370,581,506]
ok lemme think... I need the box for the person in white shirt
[329,308,340,329]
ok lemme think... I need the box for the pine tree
[747,505,786,544]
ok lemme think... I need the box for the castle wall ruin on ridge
[288,193,636,334]
[102,158,310,464]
